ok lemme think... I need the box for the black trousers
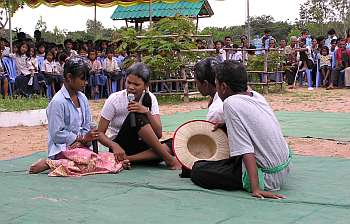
[191,156,244,191]
[111,113,173,156]
[285,66,297,85]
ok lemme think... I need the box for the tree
[249,15,292,40]
[298,0,350,36]
[330,0,350,35]
[200,26,245,44]
[0,0,22,29]
[35,16,47,32]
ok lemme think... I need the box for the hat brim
[172,120,230,170]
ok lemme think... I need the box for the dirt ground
[1,88,349,160]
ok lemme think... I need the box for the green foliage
[247,52,285,72]
[298,0,350,36]
[112,17,199,79]
[153,16,196,35]
[112,28,138,52]
[200,15,292,43]
[247,55,264,72]
[287,27,302,42]
[0,96,48,112]
[200,26,244,44]
[34,18,115,43]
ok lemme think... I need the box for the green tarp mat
[0,152,350,223]
[161,110,350,141]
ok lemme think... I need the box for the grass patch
[0,96,48,112]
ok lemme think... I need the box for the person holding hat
[191,60,291,199]
[97,62,182,170]
[194,57,224,123]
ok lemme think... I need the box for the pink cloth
[47,148,123,177]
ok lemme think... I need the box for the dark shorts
[191,156,244,191]
[106,71,123,81]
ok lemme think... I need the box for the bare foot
[166,157,182,170]
[121,159,131,170]
[29,159,49,174]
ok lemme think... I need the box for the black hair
[224,36,232,40]
[78,46,88,53]
[45,50,54,60]
[63,55,91,80]
[64,39,73,46]
[17,41,31,58]
[301,30,308,35]
[321,46,329,55]
[328,28,336,36]
[126,63,152,110]
[194,57,220,86]
[214,40,224,46]
[316,36,325,42]
[126,62,151,83]
[248,44,256,55]
[240,35,248,40]
[214,60,248,94]
[106,48,115,55]
[34,30,41,36]
[331,39,337,44]
[58,52,68,62]
[88,48,97,54]
[17,32,26,42]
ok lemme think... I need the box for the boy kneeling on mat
[191,60,291,199]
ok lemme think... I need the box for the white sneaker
[308,87,314,90]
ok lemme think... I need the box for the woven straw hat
[172,120,230,169]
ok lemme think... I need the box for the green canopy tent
[111,0,213,31]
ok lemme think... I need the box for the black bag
[110,71,123,81]
[306,59,314,69]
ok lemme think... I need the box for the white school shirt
[14,55,34,76]
[102,58,120,73]
[206,92,224,123]
[90,60,102,73]
[101,89,160,140]
[41,59,58,74]
[56,62,64,76]
[229,51,243,62]
[223,91,290,191]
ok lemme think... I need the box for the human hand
[69,141,85,149]
[128,101,149,114]
[82,130,100,143]
[212,123,225,132]
[111,145,127,162]
[252,190,286,199]
[121,159,131,170]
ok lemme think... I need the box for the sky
[9,0,305,36]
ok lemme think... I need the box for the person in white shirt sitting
[98,63,182,170]
[41,51,61,96]
[194,57,224,123]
